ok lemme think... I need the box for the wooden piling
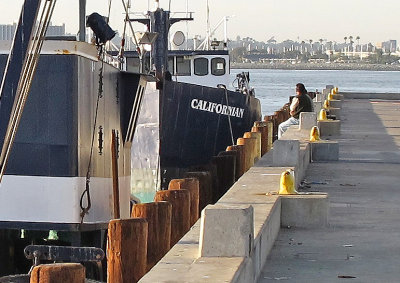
[131,202,172,271]
[252,121,268,156]
[265,115,277,142]
[107,218,148,283]
[237,137,254,170]
[168,178,200,226]
[275,110,284,125]
[154,190,191,246]
[212,155,236,202]
[218,150,240,181]
[30,263,85,283]
[244,132,261,162]
[111,130,120,219]
[236,138,253,173]
[265,121,274,151]
[264,115,277,141]
[227,145,245,178]
[184,171,213,212]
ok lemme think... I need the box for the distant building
[0,23,66,40]
[381,40,397,53]
[46,23,66,37]
[0,23,17,41]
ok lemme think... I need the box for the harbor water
[230,69,400,116]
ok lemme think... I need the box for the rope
[118,0,130,63]
[80,47,105,222]
[224,87,235,146]
[80,0,114,220]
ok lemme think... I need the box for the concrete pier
[259,97,400,282]
[137,92,400,283]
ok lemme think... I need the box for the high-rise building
[0,24,17,41]
[381,40,397,53]
[0,23,66,40]
[46,23,66,37]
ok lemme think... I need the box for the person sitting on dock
[278,83,314,139]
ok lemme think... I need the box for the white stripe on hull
[0,175,130,223]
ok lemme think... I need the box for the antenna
[79,0,86,41]
[197,15,234,51]
[206,0,210,50]
[185,0,189,49]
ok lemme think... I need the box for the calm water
[230,69,400,116]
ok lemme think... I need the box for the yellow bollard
[318,109,327,121]
[278,169,297,195]
[334,87,338,94]
[309,126,321,142]
[323,100,330,109]
[327,93,333,101]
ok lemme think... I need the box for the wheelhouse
[124,50,230,88]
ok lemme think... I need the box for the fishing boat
[0,0,261,278]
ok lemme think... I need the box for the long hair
[296,83,307,95]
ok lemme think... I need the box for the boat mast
[129,0,193,80]
[79,0,86,41]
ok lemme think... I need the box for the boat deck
[259,98,400,282]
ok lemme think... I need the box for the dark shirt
[292,93,314,119]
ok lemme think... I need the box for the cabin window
[168,57,175,75]
[126,57,150,73]
[176,56,191,76]
[126,57,141,73]
[194,58,208,76]
[211,57,226,76]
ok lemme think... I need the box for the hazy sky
[3,0,399,44]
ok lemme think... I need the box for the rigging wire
[121,0,142,58]
[222,86,235,146]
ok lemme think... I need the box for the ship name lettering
[190,99,244,118]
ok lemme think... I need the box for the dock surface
[259,99,400,282]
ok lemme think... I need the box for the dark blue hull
[159,80,261,188]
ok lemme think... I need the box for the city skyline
[3,0,400,45]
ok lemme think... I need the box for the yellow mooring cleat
[323,100,330,109]
[318,109,327,121]
[309,126,321,142]
[279,169,297,195]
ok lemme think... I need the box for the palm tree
[319,38,324,52]
[344,36,347,44]
[356,36,360,51]
[349,36,354,51]
[309,39,313,54]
